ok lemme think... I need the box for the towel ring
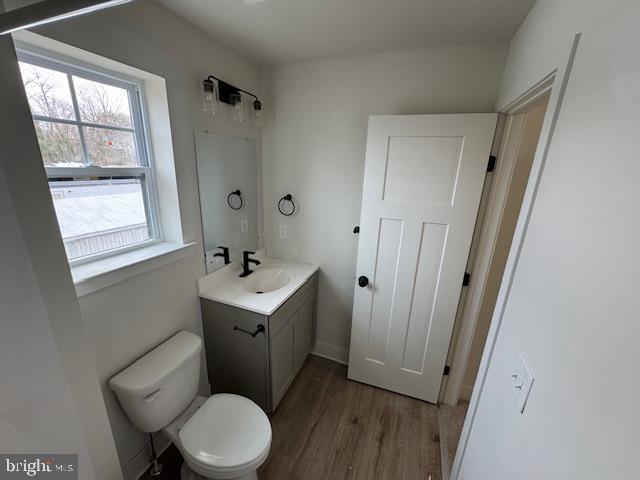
[278,194,296,216]
[227,189,243,210]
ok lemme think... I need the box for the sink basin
[198,253,319,315]
[239,266,294,294]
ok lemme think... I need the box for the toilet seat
[178,394,271,479]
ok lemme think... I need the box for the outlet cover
[279,224,287,239]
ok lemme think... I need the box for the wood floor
[438,401,468,480]
[259,355,441,480]
[143,355,443,480]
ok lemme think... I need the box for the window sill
[72,241,198,297]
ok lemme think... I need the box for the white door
[348,114,497,403]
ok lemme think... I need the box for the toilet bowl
[164,394,271,480]
[109,331,271,480]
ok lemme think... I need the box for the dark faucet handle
[213,246,231,264]
[244,250,255,255]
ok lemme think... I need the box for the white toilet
[109,331,271,480]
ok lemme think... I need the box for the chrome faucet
[240,251,261,277]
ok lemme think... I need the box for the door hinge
[487,155,497,172]
[443,365,450,376]
[463,272,471,287]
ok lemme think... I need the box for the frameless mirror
[195,132,259,273]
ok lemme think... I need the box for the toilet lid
[179,394,271,470]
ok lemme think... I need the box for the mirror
[195,132,259,273]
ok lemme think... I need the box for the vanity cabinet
[270,292,315,408]
[201,273,317,412]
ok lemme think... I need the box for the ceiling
[157,0,536,66]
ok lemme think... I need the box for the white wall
[459,1,640,478]
[11,0,262,476]
[0,33,121,479]
[0,162,97,480]
[262,44,508,361]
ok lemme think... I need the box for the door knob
[358,276,369,287]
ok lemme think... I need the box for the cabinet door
[270,319,294,409]
[293,294,315,372]
[200,300,270,411]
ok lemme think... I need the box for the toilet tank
[109,331,202,433]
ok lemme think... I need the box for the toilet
[109,331,271,480]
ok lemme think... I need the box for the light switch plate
[241,219,249,233]
[279,224,287,239]
[511,347,534,413]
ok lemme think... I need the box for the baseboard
[311,341,349,365]
[459,383,474,401]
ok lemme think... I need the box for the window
[17,48,161,264]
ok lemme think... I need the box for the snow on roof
[53,192,147,239]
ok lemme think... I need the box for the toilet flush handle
[144,389,162,403]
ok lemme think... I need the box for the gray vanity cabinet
[293,295,315,370]
[199,300,271,409]
[269,291,316,408]
[269,317,294,407]
[200,273,317,412]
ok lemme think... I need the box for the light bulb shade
[201,78,218,115]
[251,100,265,128]
[229,93,244,123]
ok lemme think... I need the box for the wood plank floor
[438,401,468,480]
[143,355,442,480]
[259,355,441,480]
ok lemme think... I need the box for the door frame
[442,83,552,406]
[449,33,582,479]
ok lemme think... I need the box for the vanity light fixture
[201,77,219,115]
[201,74,265,128]
[251,100,265,128]
[229,92,244,124]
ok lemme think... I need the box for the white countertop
[197,251,319,316]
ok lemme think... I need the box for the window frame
[16,44,163,267]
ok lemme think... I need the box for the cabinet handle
[233,324,265,337]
